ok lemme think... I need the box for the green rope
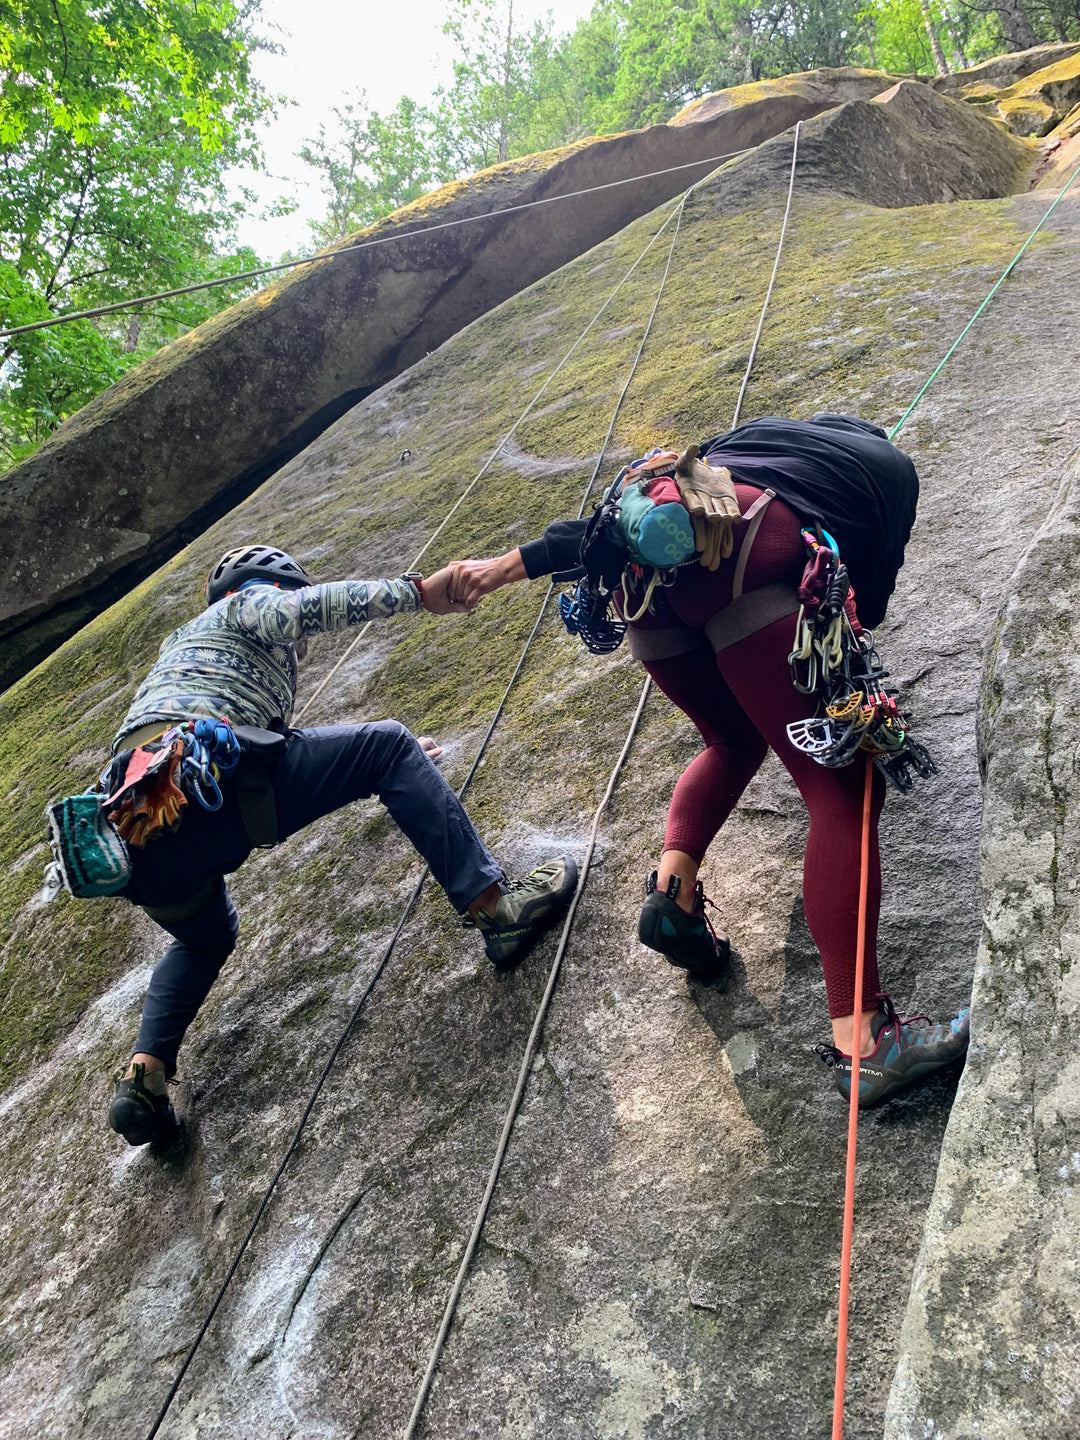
[889,157,1080,442]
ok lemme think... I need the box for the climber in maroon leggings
[445,416,970,1109]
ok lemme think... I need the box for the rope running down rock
[889,156,1080,441]
[294,191,687,724]
[141,137,1078,1440]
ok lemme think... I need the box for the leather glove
[674,445,741,570]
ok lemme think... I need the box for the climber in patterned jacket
[107,544,577,1151]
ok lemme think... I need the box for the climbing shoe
[108,1062,180,1149]
[637,870,730,982]
[815,994,970,1110]
[465,856,578,970]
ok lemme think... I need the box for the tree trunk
[499,0,514,164]
[123,315,142,353]
[945,19,970,69]
[919,0,950,75]
[997,0,1039,49]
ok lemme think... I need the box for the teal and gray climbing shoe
[466,856,579,969]
[108,1062,180,1148]
[815,994,970,1110]
[637,870,730,982]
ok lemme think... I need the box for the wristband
[401,570,424,602]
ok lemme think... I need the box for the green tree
[547,0,869,136]
[298,93,438,245]
[0,0,274,469]
[432,0,560,170]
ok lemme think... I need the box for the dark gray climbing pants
[126,721,502,1071]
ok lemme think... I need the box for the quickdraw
[786,530,936,793]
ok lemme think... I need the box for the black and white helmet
[205,545,312,605]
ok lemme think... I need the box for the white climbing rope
[731,120,802,431]
[401,676,653,1440]
[295,180,700,724]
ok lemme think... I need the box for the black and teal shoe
[815,994,970,1109]
[638,870,730,982]
[108,1062,181,1149]
[466,857,579,970]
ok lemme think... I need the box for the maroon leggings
[632,489,885,1018]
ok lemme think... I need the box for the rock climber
[446,414,970,1109]
[105,545,577,1149]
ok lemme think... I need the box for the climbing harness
[557,123,802,656]
[42,719,243,897]
[101,723,230,841]
[786,529,937,792]
[557,447,698,650]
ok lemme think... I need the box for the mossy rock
[0,60,1076,1440]
[990,51,1080,136]
[671,65,899,127]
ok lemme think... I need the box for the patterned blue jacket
[113,579,420,752]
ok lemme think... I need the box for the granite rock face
[886,448,1080,1440]
[669,65,898,126]
[0,68,880,694]
[0,54,1077,1440]
[975,50,1080,137]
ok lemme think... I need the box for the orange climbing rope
[831,751,874,1440]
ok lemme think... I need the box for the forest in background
[2,0,1077,471]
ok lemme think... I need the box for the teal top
[113,578,420,752]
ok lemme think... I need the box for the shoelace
[695,884,724,951]
[815,994,938,1067]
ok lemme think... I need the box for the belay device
[786,529,936,793]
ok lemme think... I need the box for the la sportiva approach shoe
[108,1062,180,1149]
[815,993,970,1110]
[637,870,730,982]
[465,856,579,970]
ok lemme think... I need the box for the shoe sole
[487,859,579,970]
[637,898,730,981]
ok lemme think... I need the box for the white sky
[232,0,595,258]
